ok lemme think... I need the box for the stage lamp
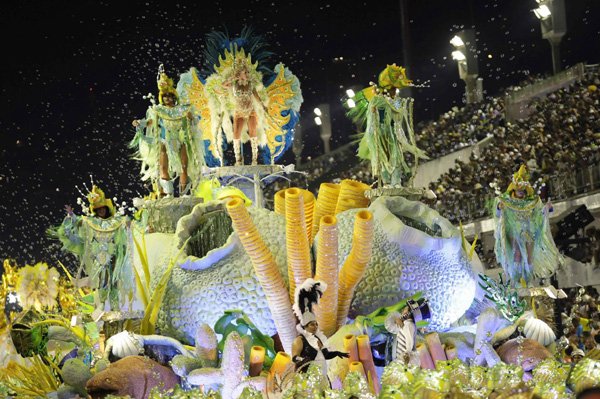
[449,29,482,104]
[346,89,355,98]
[314,103,332,154]
[533,0,566,74]
[449,35,464,47]
[533,5,551,19]
[346,98,356,108]
[451,51,466,61]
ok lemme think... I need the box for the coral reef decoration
[226,197,297,352]
[478,273,526,322]
[496,337,552,372]
[187,332,266,399]
[15,262,60,312]
[213,310,277,369]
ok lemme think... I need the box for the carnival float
[1,28,599,399]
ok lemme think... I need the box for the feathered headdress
[202,26,274,78]
[292,278,327,327]
[156,64,178,105]
[506,165,535,198]
[87,185,115,216]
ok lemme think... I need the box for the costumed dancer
[179,27,302,166]
[494,165,563,285]
[48,185,134,311]
[347,64,428,187]
[131,64,204,196]
[384,298,431,366]
[292,279,348,376]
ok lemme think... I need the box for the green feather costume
[493,193,563,285]
[50,214,134,310]
[347,65,428,187]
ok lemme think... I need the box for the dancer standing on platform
[131,64,204,196]
[178,27,302,166]
[494,165,563,285]
[49,185,134,311]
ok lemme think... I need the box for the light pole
[450,29,483,104]
[292,123,303,167]
[314,104,332,154]
[533,0,566,75]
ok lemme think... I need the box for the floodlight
[450,35,464,47]
[346,98,356,108]
[451,50,466,61]
[533,5,551,19]
[314,116,322,126]
[313,107,322,116]
[346,89,355,98]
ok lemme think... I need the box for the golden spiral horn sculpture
[311,182,340,241]
[336,210,374,329]
[314,215,339,337]
[226,198,296,352]
[284,188,312,302]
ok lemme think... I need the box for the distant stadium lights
[314,116,322,126]
[346,98,356,108]
[450,35,465,47]
[533,5,551,19]
[346,89,355,98]
[451,50,466,61]
[313,107,322,116]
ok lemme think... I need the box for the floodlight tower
[533,0,566,74]
[314,104,332,154]
[292,123,304,167]
[450,29,482,104]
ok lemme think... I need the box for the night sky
[1,0,599,266]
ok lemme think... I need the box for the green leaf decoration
[213,309,276,370]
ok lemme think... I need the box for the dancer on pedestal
[494,165,563,285]
[131,64,204,196]
[178,27,302,166]
[49,185,134,311]
[347,64,428,188]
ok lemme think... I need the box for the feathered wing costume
[347,64,428,187]
[494,165,563,285]
[292,279,347,375]
[178,27,302,166]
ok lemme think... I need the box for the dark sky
[1,0,599,266]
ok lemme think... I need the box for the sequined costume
[494,166,563,285]
[48,186,134,310]
[178,28,302,165]
[347,64,428,187]
[130,66,204,195]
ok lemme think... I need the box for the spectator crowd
[431,69,600,223]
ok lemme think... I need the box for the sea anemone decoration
[15,262,60,312]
